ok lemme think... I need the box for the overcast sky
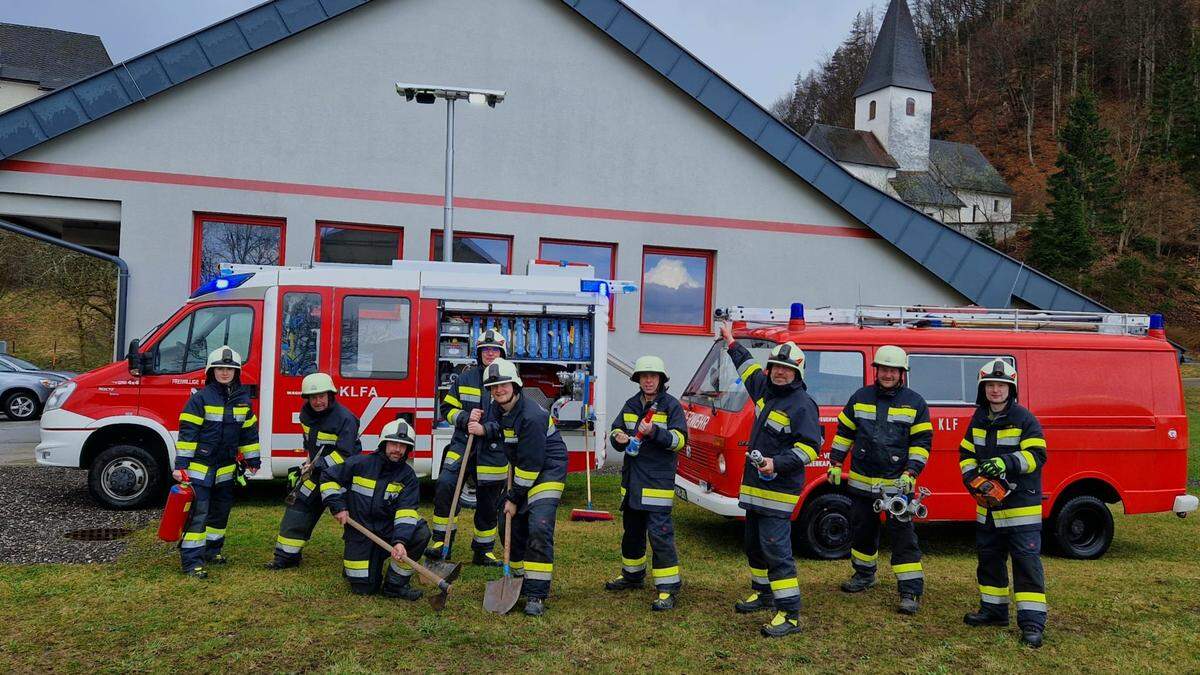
[0,0,877,106]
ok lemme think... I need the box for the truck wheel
[3,390,41,421]
[795,493,853,560]
[87,444,166,510]
[1050,495,1114,559]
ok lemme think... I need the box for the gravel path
[0,466,157,564]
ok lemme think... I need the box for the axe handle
[344,515,450,591]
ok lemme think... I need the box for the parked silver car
[0,354,75,421]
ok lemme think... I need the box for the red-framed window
[192,213,286,288]
[315,222,403,265]
[429,230,513,273]
[539,238,618,331]
[639,246,714,336]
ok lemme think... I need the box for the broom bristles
[570,508,613,522]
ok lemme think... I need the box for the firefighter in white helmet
[828,345,932,614]
[322,418,431,598]
[719,323,822,638]
[265,372,362,570]
[960,359,1048,648]
[605,355,688,611]
[172,346,260,578]
[429,328,509,567]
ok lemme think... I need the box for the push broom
[570,375,612,522]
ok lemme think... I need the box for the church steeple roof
[854,0,934,98]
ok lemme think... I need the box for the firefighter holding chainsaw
[960,359,1048,648]
[719,322,822,638]
[605,355,688,611]
[470,358,568,617]
[172,346,260,578]
[322,418,431,598]
[265,372,361,570]
[428,328,509,567]
[827,345,931,615]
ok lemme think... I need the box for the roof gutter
[0,217,128,361]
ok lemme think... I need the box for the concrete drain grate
[63,528,133,542]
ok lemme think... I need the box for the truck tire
[1050,495,1114,559]
[3,389,41,421]
[87,444,166,510]
[795,493,853,560]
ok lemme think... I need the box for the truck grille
[679,443,720,484]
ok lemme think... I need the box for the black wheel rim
[1067,508,1104,553]
[812,508,851,553]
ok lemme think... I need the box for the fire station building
[0,0,1103,408]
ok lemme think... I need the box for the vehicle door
[269,287,335,469]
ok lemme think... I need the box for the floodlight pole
[443,97,455,263]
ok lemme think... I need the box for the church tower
[853,0,934,172]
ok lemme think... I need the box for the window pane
[281,293,322,376]
[683,340,862,410]
[319,226,401,265]
[908,354,1014,405]
[642,251,709,326]
[432,234,510,273]
[540,241,613,279]
[154,306,254,375]
[198,218,281,284]
[340,296,411,379]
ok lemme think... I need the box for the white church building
[806,0,1015,239]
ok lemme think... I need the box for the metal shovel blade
[428,590,449,612]
[425,560,458,582]
[483,575,523,615]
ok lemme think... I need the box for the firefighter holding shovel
[322,418,432,599]
[172,346,260,579]
[265,372,361,570]
[470,358,567,617]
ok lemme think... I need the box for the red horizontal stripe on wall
[0,160,877,240]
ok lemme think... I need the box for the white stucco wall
[954,190,1012,224]
[0,80,43,113]
[854,87,931,172]
[0,0,967,410]
[839,162,899,198]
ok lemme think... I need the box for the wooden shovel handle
[502,470,514,574]
[344,515,448,589]
[445,434,475,539]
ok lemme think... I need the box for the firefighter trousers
[501,498,560,600]
[179,482,234,572]
[271,494,324,566]
[431,453,504,555]
[976,520,1047,631]
[743,512,800,613]
[342,521,431,595]
[848,493,924,596]
[618,502,681,592]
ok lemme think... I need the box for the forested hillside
[774,0,1200,348]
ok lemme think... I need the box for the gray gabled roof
[0,23,112,90]
[930,139,1014,196]
[854,0,934,98]
[890,171,965,208]
[805,124,898,169]
[0,0,1110,314]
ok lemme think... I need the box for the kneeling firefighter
[322,418,431,598]
[172,346,261,578]
[959,359,1048,648]
[605,355,688,611]
[266,372,362,570]
[827,345,932,614]
[719,323,823,638]
[470,358,567,617]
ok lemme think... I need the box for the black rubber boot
[964,609,1010,627]
[382,584,424,601]
[264,559,299,570]
[207,554,230,565]
[605,575,645,591]
[840,573,877,593]
[734,592,774,614]
[651,592,676,611]
[184,566,208,579]
[425,541,446,564]
[1020,628,1045,648]
[524,597,546,617]
[472,550,502,567]
[760,611,802,638]
[898,594,920,615]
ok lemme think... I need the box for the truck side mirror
[126,339,153,376]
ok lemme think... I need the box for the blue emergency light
[580,279,609,296]
[790,302,804,320]
[191,272,255,298]
[1150,314,1165,330]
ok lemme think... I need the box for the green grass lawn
[2,467,1198,673]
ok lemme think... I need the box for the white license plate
[674,485,689,503]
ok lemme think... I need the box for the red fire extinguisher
[158,480,194,543]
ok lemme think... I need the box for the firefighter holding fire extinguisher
[172,346,261,579]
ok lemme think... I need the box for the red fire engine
[674,303,1198,559]
[36,259,628,509]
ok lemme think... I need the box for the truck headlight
[44,381,75,411]
[717,453,727,475]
